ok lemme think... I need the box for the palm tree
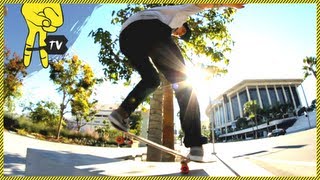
[243,100,260,139]
[146,85,163,161]
[162,77,175,162]
[147,76,175,162]
[302,56,316,79]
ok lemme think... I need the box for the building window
[259,88,270,108]
[276,87,285,104]
[239,90,248,115]
[231,95,240,120]
[268,88,278,105]
[291,86,301,107]
[284,86,293,104]
[219,104,225,124]
[249,88,259,105]
[215,107,220,126]
[226,101,231,122]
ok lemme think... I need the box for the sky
[199,4,316,114]
[4,4,316,123]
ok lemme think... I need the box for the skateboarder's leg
[120,55,161,115]
[109,54,161,131]
[149,39,207,148]
[109,21,163,131]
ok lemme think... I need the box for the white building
[206,79,304,140]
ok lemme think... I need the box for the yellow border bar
[1,1,319,179]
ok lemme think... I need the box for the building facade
[206,79,303,139]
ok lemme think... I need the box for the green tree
[49,55,100,139]
[4,47,27,112]
[71,64,99,132]
[236,117,247,130]
[90,4,237,83]
[129,111,143,135]
[302,56,316,79]
[178,129,184,145]
[310,99,316,111]
[243,100,260,139]
[23,100,60,126]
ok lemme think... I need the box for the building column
[274,85,280,102]
[289,86,297,109]
[265,85,272,106]
[222,100,228,123]
[216,106,220,127]
[218,105,222,127]
[246,86,251,101]
[237,92,243,117]
[228,96,234,121]
[256,86,263,108]
[282,85,288,102]
[296,85,303,107]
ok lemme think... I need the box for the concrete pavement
[4,128,316,176]
[5,130,274,176]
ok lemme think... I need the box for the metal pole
[209,97,216,155]
[211,112,216,154]
[300,84,311,129]
[212,121,216,155]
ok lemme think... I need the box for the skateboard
[123,131,213,174]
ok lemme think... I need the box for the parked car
[268,128,286,137]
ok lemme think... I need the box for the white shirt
[121,4,202,32]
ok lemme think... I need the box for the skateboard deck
[123,131,214,174]
[124,131,189,159]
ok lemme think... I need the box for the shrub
[4,113,20,131]
[17,129,28,136]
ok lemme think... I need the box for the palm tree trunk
[161,77,175,162]
[146,85,163,162]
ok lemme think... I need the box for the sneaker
[108,110,129,132]
[188,146,204,162]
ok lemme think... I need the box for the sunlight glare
[186,66,210,95]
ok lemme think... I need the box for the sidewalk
[25,146,273,176]
[4,131,273,176]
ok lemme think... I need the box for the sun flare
[186,66,211,95]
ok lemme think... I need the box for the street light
[300,84,312,129]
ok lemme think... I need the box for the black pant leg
[149,39,204,147]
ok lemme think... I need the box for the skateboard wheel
[180,161,189,174]
[180,164,189,174]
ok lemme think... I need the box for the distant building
[206,79,303,140]
[68,104,150,138]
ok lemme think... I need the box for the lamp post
[209,97,216,155]
[300,84,311,129]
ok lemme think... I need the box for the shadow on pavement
[158,169,209,176]
[233,150,268,158]
[4,153,26,176]
[26,148,120,176]
[26,148,210,176]
[273,145,306,149]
